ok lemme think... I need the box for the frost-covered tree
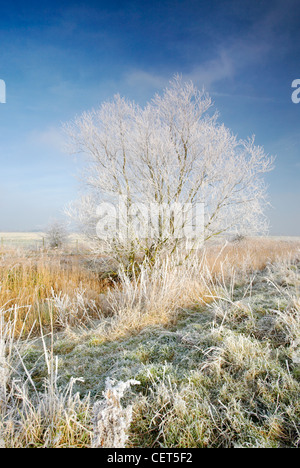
[45,220,69,249]
[64,76,273,262]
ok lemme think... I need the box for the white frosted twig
[92,378,140,448]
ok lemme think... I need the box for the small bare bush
[45,220,69,249]
[92,378,139,448]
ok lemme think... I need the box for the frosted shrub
[45,220,69,249]
[92,378,140,448]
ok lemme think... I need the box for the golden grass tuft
[0,249,109,336]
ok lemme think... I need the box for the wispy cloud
[125,70,167,90]
[125,50,235,95]
[185,51,235,88]
[28,126,65,152]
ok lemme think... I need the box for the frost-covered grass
[0,238,300,447]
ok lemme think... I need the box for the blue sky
[0,0,299,234]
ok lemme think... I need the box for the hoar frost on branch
[64,75,274,260]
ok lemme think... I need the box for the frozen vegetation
[0,237,299,448]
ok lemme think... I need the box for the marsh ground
[0,236,299,448]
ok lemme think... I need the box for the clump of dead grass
[0,250,109,337]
